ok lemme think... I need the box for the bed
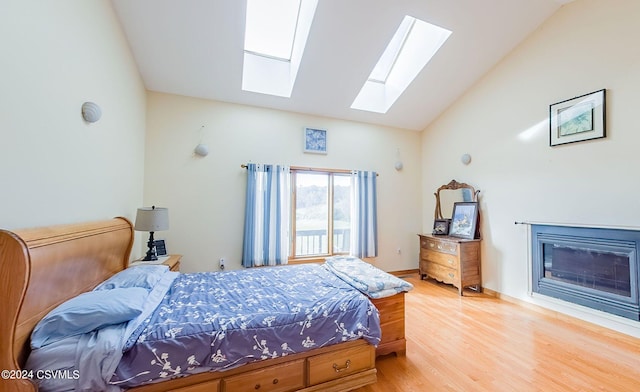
[0,218,410,392]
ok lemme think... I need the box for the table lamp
[134,206,169,261]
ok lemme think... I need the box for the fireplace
[531,224,640,321]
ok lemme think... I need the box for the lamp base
[141,254,158,262]
[142,231,158,261]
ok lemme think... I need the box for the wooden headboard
[0,218,134,392]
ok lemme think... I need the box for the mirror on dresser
[419,179,482,295]
[434,179,479,220]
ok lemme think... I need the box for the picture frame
[449,202,479,239]
[153,239,167,256]
[432,219,450,236]
[550,89,606,146]
[303,127,327,154]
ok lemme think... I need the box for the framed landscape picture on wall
[550,89,606,146]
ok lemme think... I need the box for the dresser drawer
[307,343,375,385]
[422,249,459,269]
[175,379,220,392]
[221,359,304,392]
[425,262,458,285]
[421,237,458,255]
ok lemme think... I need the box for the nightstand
[129,254,182,272]
[162,254,181,271]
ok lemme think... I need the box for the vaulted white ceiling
[111,0,572,131]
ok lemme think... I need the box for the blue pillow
[31,287,148,348]
[94,264,169,291]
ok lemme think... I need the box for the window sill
[288,253,353,264]
[288,257,325,264]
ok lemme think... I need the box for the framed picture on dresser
[432,219,450,235]
[449,202,479,239]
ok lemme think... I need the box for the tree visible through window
[292,170,351,258]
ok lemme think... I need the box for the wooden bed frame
[0,218,405,392]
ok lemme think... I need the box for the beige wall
[145,92,422,273]
[0,1,146,244]
[421,0,640,336]
[4,0,637,337]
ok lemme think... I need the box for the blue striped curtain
[350,170,378,258]
[242,164,291,267]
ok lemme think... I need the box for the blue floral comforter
[325,256,414,298]
[110,264,381,388]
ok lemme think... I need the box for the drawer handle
[333,359,351,373]
[429,243,434,248]
[448,259,454,265]
[448,272,455,278]
[437,244,442,249]
[272,379,279,385]
[254,384,260,390]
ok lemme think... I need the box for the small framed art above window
[303,127,327,154]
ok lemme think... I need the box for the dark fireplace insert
[531,224,640,321]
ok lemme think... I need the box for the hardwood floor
[356,274,640,392]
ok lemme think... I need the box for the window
[244,0,301,61]
[242,0,318,97]
[291,169,351,259]
[351,15,452,113]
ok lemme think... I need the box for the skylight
[351,16,452,114]
[368,17,415,84]
[242,0,317,97]
[244,0,300,60]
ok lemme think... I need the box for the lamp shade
[134,207,169,232]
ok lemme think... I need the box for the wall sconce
[461,153,472,165]
[81,102,102,123]
[394,148,403,171]
[193,125,209,157]
[194,143,209,157]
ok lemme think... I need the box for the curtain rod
[241,164,379,176]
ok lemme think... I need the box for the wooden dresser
[418,234,481,295]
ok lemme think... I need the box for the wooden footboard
[371,292,407,357]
